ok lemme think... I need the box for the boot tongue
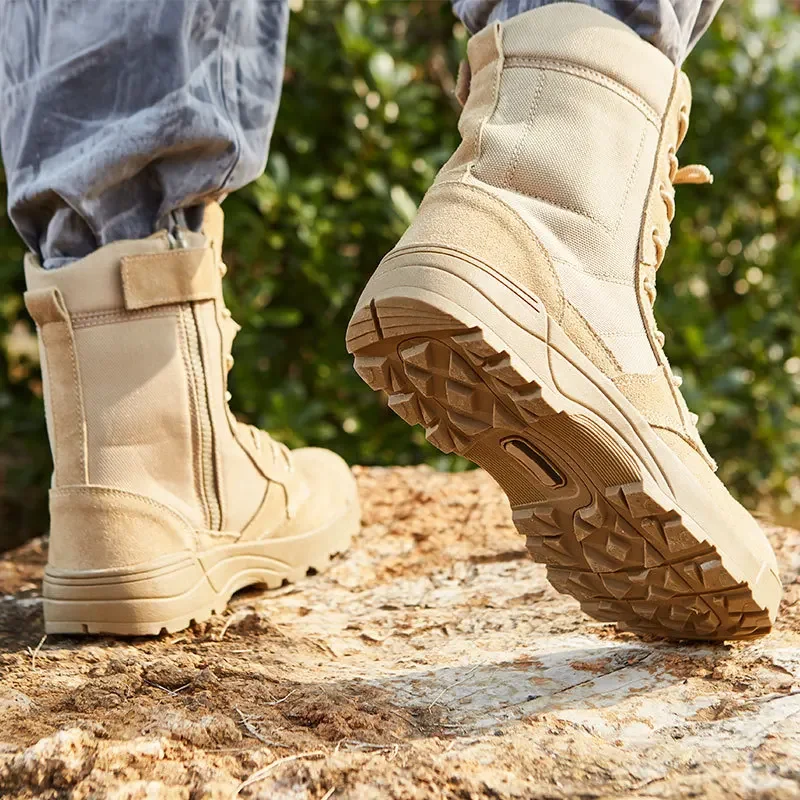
[202,202,225,265]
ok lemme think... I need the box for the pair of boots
[28,7,781,640]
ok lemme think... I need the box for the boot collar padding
[24,230,218,314]
[500,4,675,117]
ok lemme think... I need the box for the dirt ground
[0,466,798,799]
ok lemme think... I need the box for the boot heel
[43,555,216,636]
[44,486,213,635]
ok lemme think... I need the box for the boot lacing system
[643,103,713,426]
[214,250,295,479]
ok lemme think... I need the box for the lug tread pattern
[348,297,774,641]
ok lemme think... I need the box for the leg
[451,0,724,63]
[0,0,288,267]
[9,1,360,635]
[349,4,781,640]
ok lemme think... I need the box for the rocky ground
[0,466,798,799]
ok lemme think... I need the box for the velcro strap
[24,287,69,326]
[120,247,219,310]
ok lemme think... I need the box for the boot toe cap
[292,447,360,528]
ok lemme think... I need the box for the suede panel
[394,181,565,321]
[613,367,686,432]
[560,301,621,377]
[48,486,196,571]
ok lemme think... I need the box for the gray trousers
[0,0,722,268]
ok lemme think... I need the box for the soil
[0,466,798,799]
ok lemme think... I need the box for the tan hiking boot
[347,5,781,640]
[25,204,359,635]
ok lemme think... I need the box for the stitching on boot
[472,22,504,174]
[503,57,660,124]
[52,485,198,541]
[500,70,546,191]
[70,308,175,328]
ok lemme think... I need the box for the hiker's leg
[450,0,724,63]
[0,0,288,268]
[348,4,781,640]
[12,0,360,637]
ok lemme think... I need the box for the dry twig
[426,665,481,711]
[234,706,291,748]
[27,635,46,670]
[234,750,327,795]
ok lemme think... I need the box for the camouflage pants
[0,0,722,268]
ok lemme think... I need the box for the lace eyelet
[651,227,665,265]
[658,183,676,222]
[667,147,679,181]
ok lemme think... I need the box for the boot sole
[346,257,781,641]
[42,503,358,636]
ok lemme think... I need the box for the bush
[1,0,798,548]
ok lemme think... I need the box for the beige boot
[26,204,359,635]
[347,5,780,640]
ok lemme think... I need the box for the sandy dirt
[0,466,798,799]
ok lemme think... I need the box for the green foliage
[1,0,798,548]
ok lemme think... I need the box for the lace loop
[645,105,713,405]
[674,164,714,185]
[214,250,295,479]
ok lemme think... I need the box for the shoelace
[644,106,713,426]
[218,258,294,474]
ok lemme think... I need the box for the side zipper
[170,226,222,531]
[181,303,221,531]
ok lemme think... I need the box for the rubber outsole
[347,289,778,641]
[42,503,358,636]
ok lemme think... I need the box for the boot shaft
[443,4,686,288]
[24,228,269,543]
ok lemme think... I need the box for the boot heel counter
[48,487,197,572]
[388,181,564,318]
